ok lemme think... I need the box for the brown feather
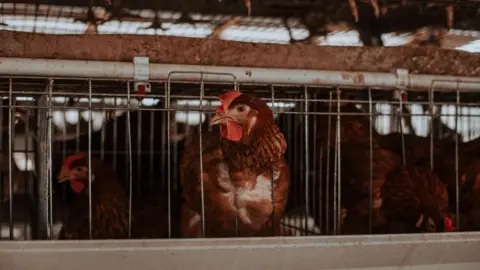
[381,165,449,233]
[59,157,129,240]
[180,93,289,237]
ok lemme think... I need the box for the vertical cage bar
[112,98,118,171]
[325,92,333,235]
[88,79,93,239]
[8,78,14,240]
[335,87,342,235]
[126,82,133,238]
[166,80,172,238]
[100,107,106,161]
[47,80,54,239]
[399,94,406,166]
[137,110,142,197]
[24,109,32,239]
[293,94,300,232]
[455,86,460,230]
[149,109,155,191]
[198,75,206,237]
[75,111,80,154]
[428,89,434,171]
[270,85,276,236]
[368,88,373,234]
[160,99,166,191]
[304,86,309,235]
[35,80,53,239]
[332,93,338,235]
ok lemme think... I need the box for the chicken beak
[209,112,233,126]
[57,167,70,183]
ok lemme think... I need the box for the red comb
[63,153,85,168]
[444,217,455,232]
[217,90,241,112]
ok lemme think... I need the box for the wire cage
[0,58,479,269]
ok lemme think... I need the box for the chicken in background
[180,90,290,237]
[50,102,195,207]
[452,158,480,231]
[57,152,181,239]
[280,100,383,234]
[310,102,379,148]
[380,165,454,233]
[335,141,401,234]
[378,132,480,221]
[299,100,397,234]
[57,153,130,239]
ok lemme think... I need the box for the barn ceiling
[1,1,480,50]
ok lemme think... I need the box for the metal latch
[395,68,409,90]
[133,56,151,100]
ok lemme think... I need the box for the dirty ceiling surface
[1,0,480,48]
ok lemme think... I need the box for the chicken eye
[237,105,248,113]
[75,167,84,172]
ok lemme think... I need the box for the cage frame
[0,56,480,269]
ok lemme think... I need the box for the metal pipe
[34,91,51,239]
[3,58,480,91]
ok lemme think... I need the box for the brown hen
[303,102,396,234]
[58,153,180,239]
[180,90,289,237]
[381,165,454,233]
[379,132,471,214]
[57,153,129,239]
[339,141,401,234]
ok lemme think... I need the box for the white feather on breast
[216,162,280,225]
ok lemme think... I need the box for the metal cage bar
[0,57,480,269]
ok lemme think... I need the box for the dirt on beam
[1,30,480,76]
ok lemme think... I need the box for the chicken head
[210,90,274,143]
[57,153,95,193]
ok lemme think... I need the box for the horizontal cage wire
[0,74,480,240]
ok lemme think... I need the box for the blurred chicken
[57,153,129,239]
[381,166,454,233]
[51,103,196,207]
[379,132,473,214]
[453,158,480,231]
[461,190,480,231]
[312,102,378,148]
[281,101,383,234]
[296,101,394,234]
[180,90,289,237]
[339,141,401,234]
[58,153,181,239]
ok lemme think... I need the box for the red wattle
[220,120,243,141]
[70,180,85,193]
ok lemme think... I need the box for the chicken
[57,152,180,239]
[339,141,401,234]
[381,165,454,233]
[180,90,290,237]
[51,103,191,204]
[294,101,390,234]
[378,132,465,212]
[453,158,480,231]
[461,190,480,231]
[311,102,378,148]
[57,153,129,239]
